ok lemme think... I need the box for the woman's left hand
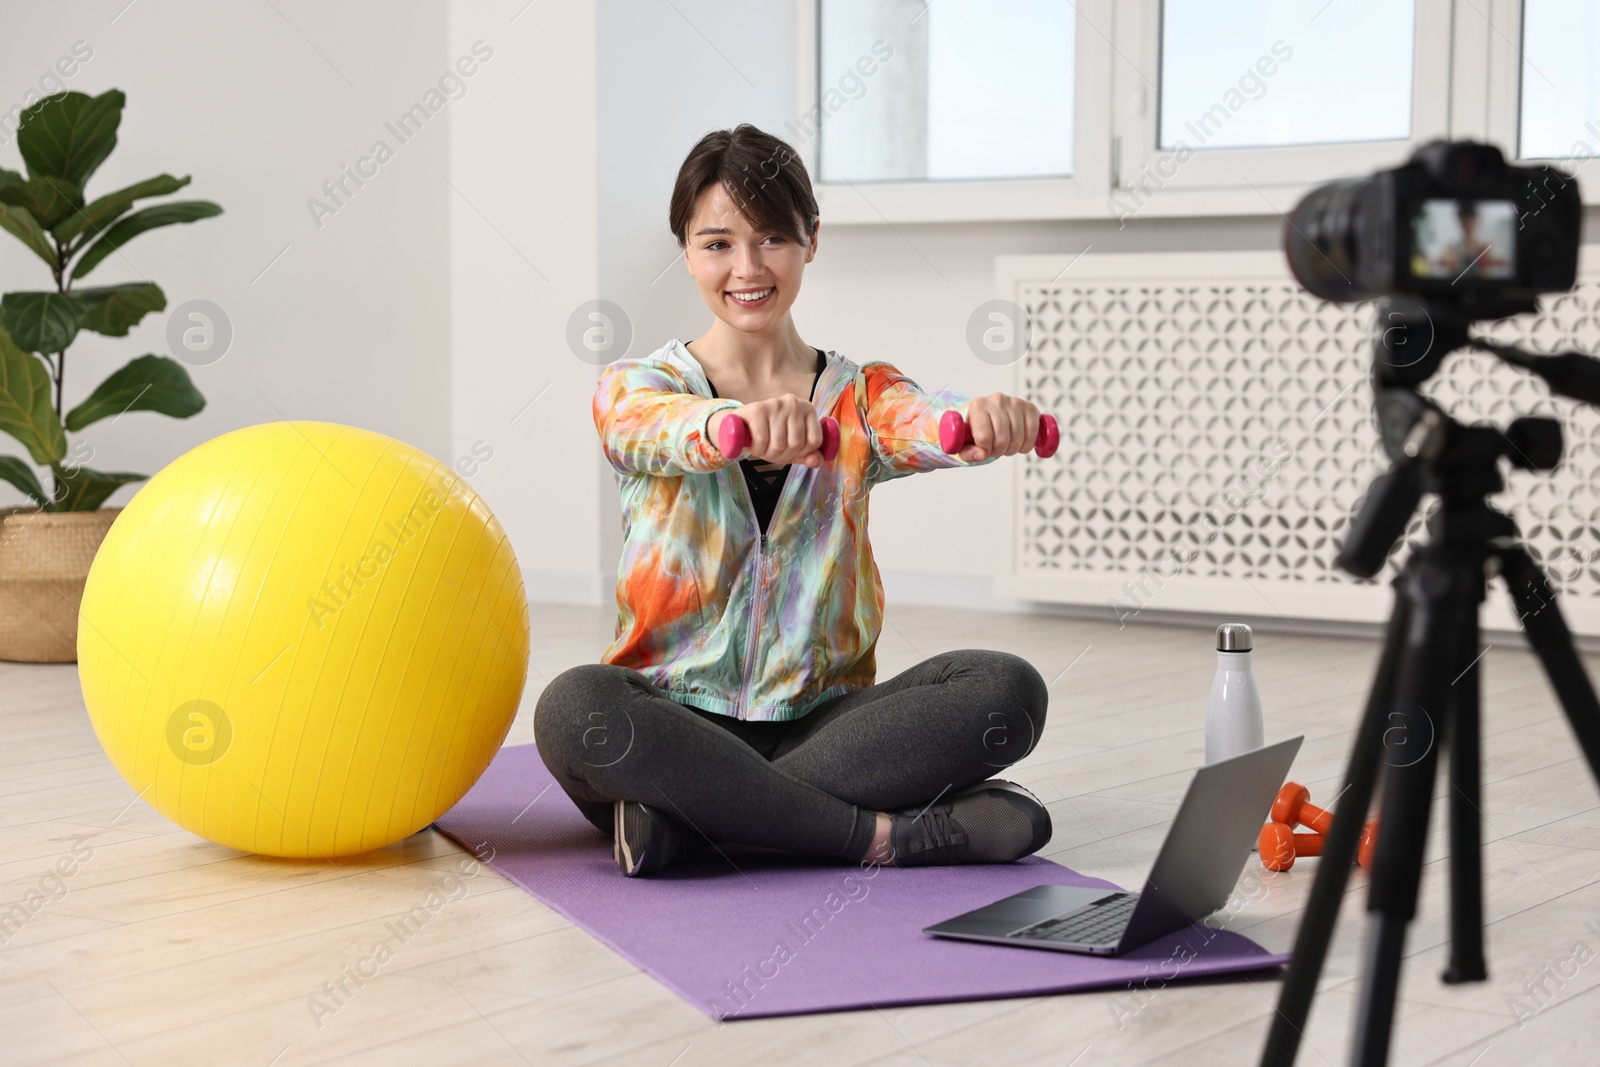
[960,392,1041,462]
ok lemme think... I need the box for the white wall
[448,0,603,604]
[0,1,453,509]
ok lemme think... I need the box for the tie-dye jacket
[592,338,997,722]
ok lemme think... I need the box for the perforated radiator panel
[996,252,1600,634]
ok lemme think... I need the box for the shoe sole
[614,800,643,876]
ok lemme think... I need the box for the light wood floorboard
[4,603,1598,1065]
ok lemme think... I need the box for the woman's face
[683,182,816,334]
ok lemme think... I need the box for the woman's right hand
[710,395,828,469]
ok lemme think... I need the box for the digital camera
[1284,140,1580,311]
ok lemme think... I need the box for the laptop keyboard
[1008,892,1138,945]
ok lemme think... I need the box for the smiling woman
[544,123,1055,881]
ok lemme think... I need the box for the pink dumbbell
[939,410,1060,459]
[718,413,840,462]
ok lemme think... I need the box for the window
[1158,0,1414,151]
[816,0,1075,183]
[1519,0,1600,159]
[801,0,1573,224]
[1115,0,1449,203]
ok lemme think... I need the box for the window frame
[797,0,1116,224]
[801,0,1592,224]
[1480,0,1600,205]
[1114,0,1453,206]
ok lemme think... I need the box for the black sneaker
[887,780,1052,866]
[614,799,706,877]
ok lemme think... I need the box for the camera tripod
[1260,299,1600,1066]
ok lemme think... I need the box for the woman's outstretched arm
[858,361,1038,483]
[593,359,743,477]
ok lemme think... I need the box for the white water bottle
[1206,623,1264,764]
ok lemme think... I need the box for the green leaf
[0,292,84,354]
[0,202,56,267]
[0,168,22,195]
[0,455,47,507]
[71,200,223,279]
[54,173,191,244]
[0,175,83,230]
[0,323,66,465]
[18,89,125,189]
[46,462,144,512]
[74,282,166,337]
[65,354,204,432]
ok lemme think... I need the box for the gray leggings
[533,649,1049,862]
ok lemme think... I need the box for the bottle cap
[1217,623,1252,652]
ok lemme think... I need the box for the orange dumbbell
[1271,781,1379,869]
[1272,781,1335,833]
[1259,822,1324,871]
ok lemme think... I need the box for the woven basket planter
[0,507,122,663]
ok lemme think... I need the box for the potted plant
[0,88,221,662]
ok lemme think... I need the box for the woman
[536,124,1053,877]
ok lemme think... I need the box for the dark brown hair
[669,124,819,249]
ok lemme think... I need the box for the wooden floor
[4,601,1600,1066]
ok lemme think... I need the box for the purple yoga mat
[432,743,1289,1020]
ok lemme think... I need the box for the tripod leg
[1352,552,1462,1067]
[1259,585,1411,1067]
[1443,594,1486,983]
[1500,546,1600,785]
[1353,913,1409,1064]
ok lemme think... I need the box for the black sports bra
[703,347,826,537]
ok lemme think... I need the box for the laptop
[924,734,1303,955]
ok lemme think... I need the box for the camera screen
[1408,199,1517,281]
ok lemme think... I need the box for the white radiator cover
[994,251,1600,637]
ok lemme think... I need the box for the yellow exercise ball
[78,421,530,858]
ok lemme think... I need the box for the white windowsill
[816,165,1600,226]
[816,177,1323,225]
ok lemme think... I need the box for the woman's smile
[727,286,775,308]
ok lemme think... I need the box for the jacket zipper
[733,465,766,718]
[724,356,835,719]
[730,418,814,719]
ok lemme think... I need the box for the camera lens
[1284,177,1372,303]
